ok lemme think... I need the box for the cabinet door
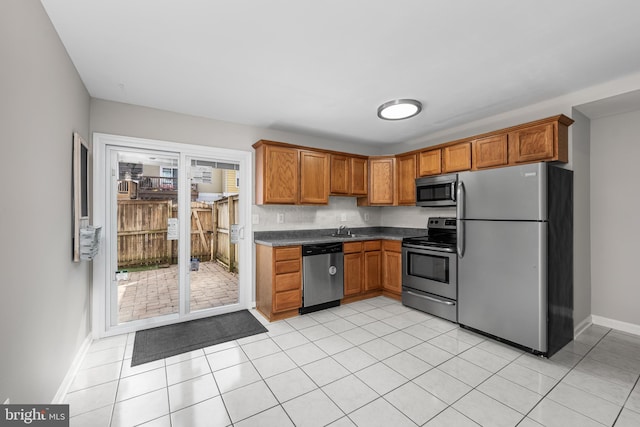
[364,250,382,291]
[442,143,471,173]
[473,134,508,170]
[419,149,442,176]
[330,154,350,195]
[396,153,417,205]
[382,247,402,294]
[262,145,298,204]
[274,290,302,313]
[350,157,368,196]
[509,122,555,164]
[344,252,363,296]
[300,150,329,204]
[368,157,396,205]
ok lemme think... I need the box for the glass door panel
[188,158,240,312]
[112,149,181,325]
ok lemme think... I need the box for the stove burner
[402,217,457,252]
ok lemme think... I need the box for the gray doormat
[131,310,268,366]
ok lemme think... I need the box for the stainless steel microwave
[415,174,457,207]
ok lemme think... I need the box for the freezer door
[458,220,547,353]
[457,163,547,220]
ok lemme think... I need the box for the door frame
[92,132,253,338]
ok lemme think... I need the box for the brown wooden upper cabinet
[350,157,368,196]
[366,157,396,205]
[396,153,418,205]
[254,115,573,204]
[254,140,329,205]
[508,121,568,164]
[442,142,472,173]
[254,142,299,204]
[299,150,329,204]
[472,134,508,170]
[330,154,368,196]
[419,149,442,176]
[472,115,572,170]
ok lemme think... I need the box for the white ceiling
[40,0,640,146]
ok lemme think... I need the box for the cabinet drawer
[275,246,301,261]
[275,272,301,292]
[363,240,381,251]
[343,241,363,254]
[275,259,300,275]
[274,290,301,312]
[382,240,401,252]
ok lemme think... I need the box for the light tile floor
[66,297,640,426]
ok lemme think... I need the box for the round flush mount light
[377,99,422,120]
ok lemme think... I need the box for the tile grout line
[515,327,613,426]
[201,346,234,427]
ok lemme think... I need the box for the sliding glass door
[93,134,251,337]
[111,148,182,326]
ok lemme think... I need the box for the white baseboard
[591,315,640,337]
[52,334,93,404]
[574,315,593,338]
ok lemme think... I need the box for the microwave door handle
[451,181,456,202]
[456,181,465,258]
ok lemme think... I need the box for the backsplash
[380,205,456,229]
[252,197,456,231]
[252,196,380,231]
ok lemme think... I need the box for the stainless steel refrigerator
[456,162,573,357]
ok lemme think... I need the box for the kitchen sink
[328,233,364,238]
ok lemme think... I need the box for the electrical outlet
[364,212,370,221]
[276,213,285,224]
[340,213,347,222]
[252,214,259,225]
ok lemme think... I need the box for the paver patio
[117,261,238,323]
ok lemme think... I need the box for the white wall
[570,109,592,329]
[591,109,640,327]
[0,0,91,403]
[90,99,376,157]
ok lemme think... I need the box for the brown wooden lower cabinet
[382,240,402,297]
[364,250,382,291]
[256,240,405,322]
[343,242,363,296]
[256,244,302,321]
[341,240,403,303]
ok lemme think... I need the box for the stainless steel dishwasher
[300,242,344,314]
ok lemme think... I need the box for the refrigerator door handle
[457,181,465,257]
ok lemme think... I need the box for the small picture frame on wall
[73,132,90,262]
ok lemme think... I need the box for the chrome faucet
[336,225,350,235]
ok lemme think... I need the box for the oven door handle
[405,290,456,306]
[456,181,465,258]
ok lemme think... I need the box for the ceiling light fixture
[377,99,422,120]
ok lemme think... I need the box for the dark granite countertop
[254,226,426,247]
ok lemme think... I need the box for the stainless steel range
[402,217,457,322]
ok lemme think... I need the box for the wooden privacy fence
[117,196,238,271]
[213,195,239,272]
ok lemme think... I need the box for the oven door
[402,245,456,299]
